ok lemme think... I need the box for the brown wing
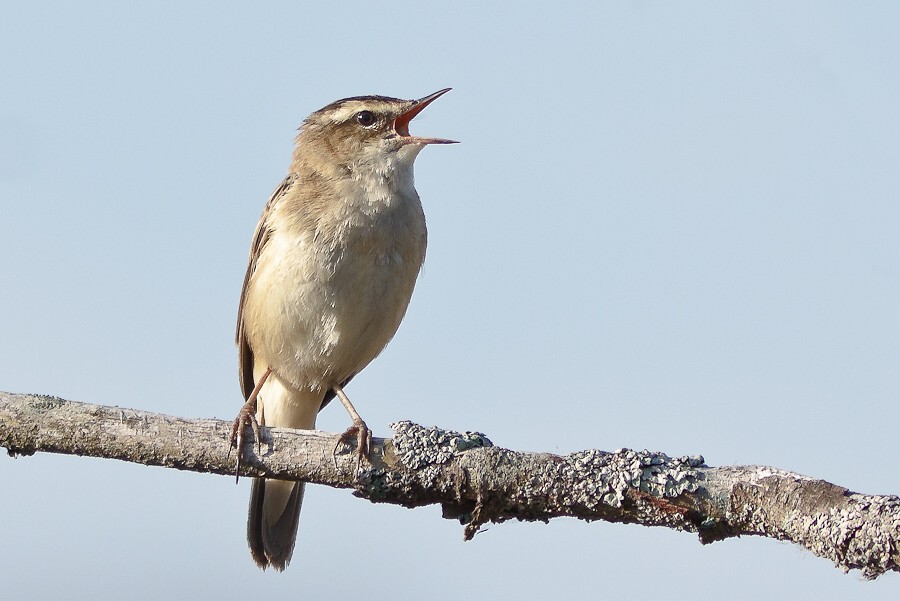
[236,175,297,400]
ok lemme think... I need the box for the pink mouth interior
[394,102,431,137]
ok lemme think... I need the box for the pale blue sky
[2,2,899,598]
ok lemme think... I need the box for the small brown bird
[232,89,455,571]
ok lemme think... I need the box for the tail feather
[245,369,323,571]
[248,478,305,571]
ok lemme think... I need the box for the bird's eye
[355,111,376,127]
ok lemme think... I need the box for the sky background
[2,1,899,598]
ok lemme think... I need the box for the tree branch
[2,390,898,579]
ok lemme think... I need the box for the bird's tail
[246,372,323,571]
[247,478,305,571]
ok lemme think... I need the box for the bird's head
[294,88,457,174]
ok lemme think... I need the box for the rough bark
[1,390,898,579]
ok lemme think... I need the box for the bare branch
[1,390,898,579]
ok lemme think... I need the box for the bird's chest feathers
[328,164,423,268]
[246,169,425,383]
[259,168,425,311]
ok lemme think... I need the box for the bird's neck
[302,147,422,214]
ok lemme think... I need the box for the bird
[230,89,455,571]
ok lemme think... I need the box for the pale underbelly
[244,244,420,392]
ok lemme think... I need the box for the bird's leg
[229,367,271,482]
[332,384,371,462]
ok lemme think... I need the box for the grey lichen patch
[810,493,900,579]
[560,448,706,510]
[725,473,900,578]
[390,421,493,470]
[637,451,706,498]
[559,449,631,509]
[355,423,495,508]
[28,395,67,411]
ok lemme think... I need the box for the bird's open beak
[395,88,458,145]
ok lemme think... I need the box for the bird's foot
[229,367,271,482]
[330,384,371,468]
[333,418,371,470]
[229,398,261,483]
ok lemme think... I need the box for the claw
[229,367,271,482]
[333,418,371,470]
[331,385,372,469]
[230,401,261,482]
